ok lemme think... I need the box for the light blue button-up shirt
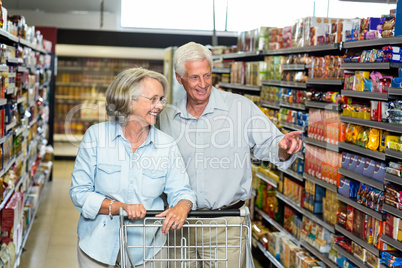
[70,121,196,266]
[158,87,296,210]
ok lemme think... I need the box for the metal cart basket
[119,207,254,268]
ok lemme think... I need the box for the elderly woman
[70,67,196,268]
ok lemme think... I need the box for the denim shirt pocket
[141,169,166,198]
[96,164,122,195]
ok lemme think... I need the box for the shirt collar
[109,121,159,149]
[173,87,229,119]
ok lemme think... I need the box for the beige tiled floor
[19,160,79,268]
[18,160,266,268]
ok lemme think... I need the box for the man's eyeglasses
[140,95,167,106]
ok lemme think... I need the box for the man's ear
[175,73,183,85]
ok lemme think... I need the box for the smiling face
[176,58,212,107]
[130,77,164,127]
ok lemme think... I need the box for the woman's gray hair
[105,67,168,126]
[173,42,213,77]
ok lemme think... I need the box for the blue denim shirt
[70,121,196,265]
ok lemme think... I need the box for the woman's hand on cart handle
[122,203,146,220]
[156,200,192,235]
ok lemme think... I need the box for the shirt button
[130,181,133,184]
[108,169,111,172]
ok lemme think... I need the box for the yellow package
[367,128,380,151]
[379,130,390,152]
[345,123,353,142]
[351,125,364,144]
[385,136,401,149]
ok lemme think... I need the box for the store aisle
[19,160,79,268]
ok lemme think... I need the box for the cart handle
[119,207,249,218]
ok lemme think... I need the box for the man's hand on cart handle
[156,200,192,235]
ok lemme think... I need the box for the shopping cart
[119,207,255,268]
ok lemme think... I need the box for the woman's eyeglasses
[140,95,167,106]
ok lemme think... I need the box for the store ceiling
[2,0,119,14]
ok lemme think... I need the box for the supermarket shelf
[17,66,29,73]
[381,234,402,252]
[333,244,369,268]
[261,80,307,89]
[0,156,17,209]
[340,62,402,70]
[337,194,385,221]
[0,28,19,42]
[279,101,306,111]
[55,95,105,102]
[7,57,20,64]
[255,239,284,268]
[55,82,110,88]
[281,64,307,71]
[341,36,402,49]
[6,120,17,131]
[262,43,340,55]
[255,207,300,247]
[306,78,344,86]
[388,87,402,96]
[259,100,280,109]
[338,142,385,161]
[385,149,402,160]
[304,137,339,152]
[218,82,261,92]
[303,173,338,193]
[340,116,402,134]
[15,166,52,268]
[305,101,341,111]
[301,240,337,268]
[17,96,27,104]
[279,121,305,132]
[221,51,264,61]
[340,90,389,101]
[256,171,278,188]
[385,172,402,186]
[335,224,380,256]
[212,68,230,74]
[383,204,402,219]
[278,167,304,182]
[6,86,16,95]
[53,133,84,142]
[338,167,384,191]
[275,192,303,214]
[0,98,6,106]
[301,208,335,233]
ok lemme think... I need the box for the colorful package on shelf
[387,100,402,125]
[343,18,362,42]
[291,18,304,48]
[383,46,402,63]
[381,17,396,38]
[268,28,283,50]
[302,17,342,46]
[386,162,402,177]
[353,71,370,91]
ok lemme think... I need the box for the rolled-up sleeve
[247,102,296,170]
[164,144,196,210]
[70,127,105,220]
